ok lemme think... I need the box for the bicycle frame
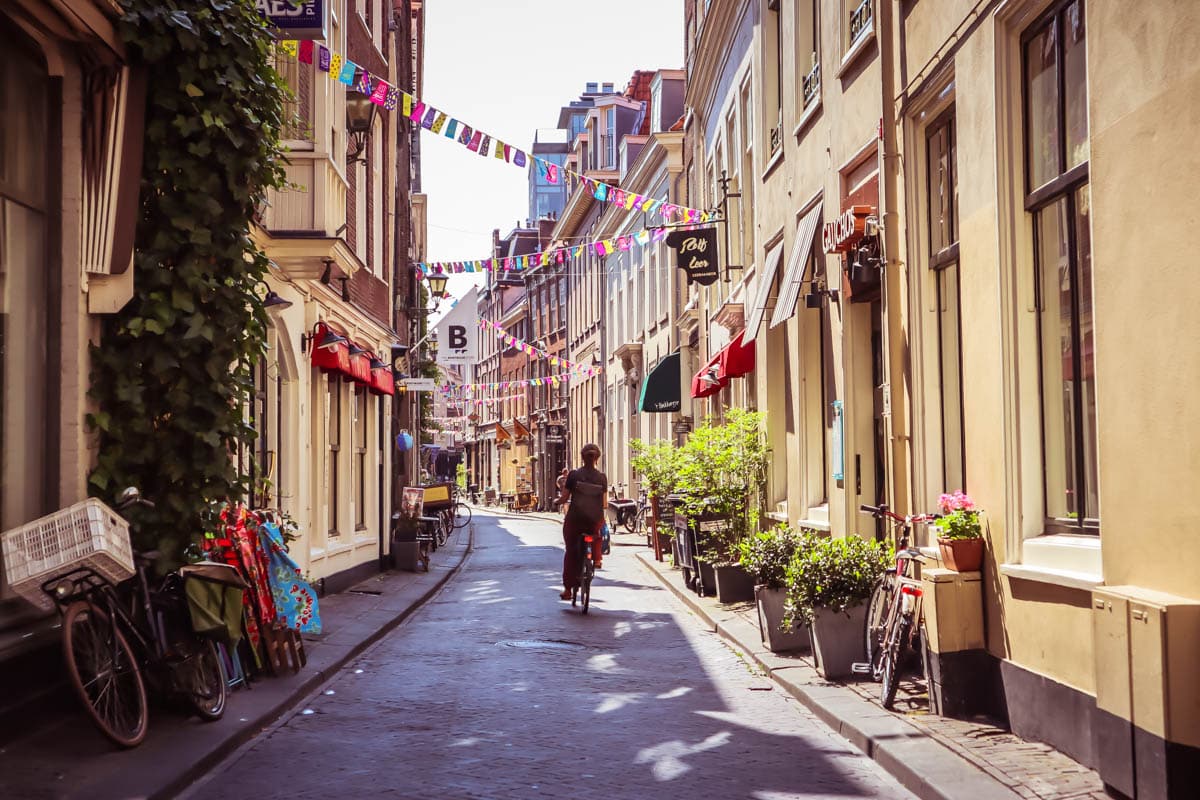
[43,564,168,664]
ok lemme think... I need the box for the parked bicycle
[45,488,232,747]
[855,503,939,709]
[608,484,639,534]
[570,529,599,614]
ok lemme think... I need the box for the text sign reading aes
[666,227,720,286]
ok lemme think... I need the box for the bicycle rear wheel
[880,616,911,710]
[452,501,472,529]
[185,639,228,721]
[864,573,895,681]
[62,601,148,748]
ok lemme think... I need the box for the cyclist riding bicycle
[557,444,607,600]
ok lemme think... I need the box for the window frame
[1021,0,1097,534]
[925,107,967,493]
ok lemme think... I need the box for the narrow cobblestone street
[185,511,916,799]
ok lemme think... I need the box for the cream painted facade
[675,0,1200,788]
[252,0,419,592]
[598,105,687,493]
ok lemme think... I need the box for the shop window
[354,385,367,529]
[1023,0,1096,532]
[1,31,51,537]
[927,110,965,492]
[327,377,342,535]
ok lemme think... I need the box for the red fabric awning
[716,331,756,380]
[310,323,350,374]
[346,346,372,384]
[369,364,395,396]
[691,350,726,399]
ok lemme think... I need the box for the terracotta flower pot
[938,537,984,572]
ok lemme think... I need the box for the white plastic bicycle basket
[1,498,135,611]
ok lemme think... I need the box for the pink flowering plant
[934,491,983,540]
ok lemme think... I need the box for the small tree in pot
[630,438,681,553]
[738,525,816,652]
[784,535,892,679]
[674,409,770,602]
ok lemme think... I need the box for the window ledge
[999,563,1103,591]
[765,511,789,524]
[1023,533,1102,574]
[761,147,786,182]
[793,97,822,140]
[836,27,877,79]
[795,518,831,533]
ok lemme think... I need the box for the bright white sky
[421,0,684,300]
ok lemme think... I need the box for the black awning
[640,351,682,413]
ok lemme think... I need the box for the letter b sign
[448,325,467,350]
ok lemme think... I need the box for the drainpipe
[878,0,911,516]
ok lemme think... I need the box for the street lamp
[426,270,448,303]
[346,92,378,164]
[258,280,293,313]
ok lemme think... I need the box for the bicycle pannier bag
[571,480,606,525]
[179,562,248,644]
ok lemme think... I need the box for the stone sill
[836,27,877,80]
[999,563,1103,591]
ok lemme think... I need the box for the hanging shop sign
[402,378,437,391]
[545,424,565,444]
[822,205,874,254]
[666,227,720,286]
[257,0,326,41]
[434,287,478,367]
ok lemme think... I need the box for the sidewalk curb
[153,527,475,800]
[635,551,1022,800]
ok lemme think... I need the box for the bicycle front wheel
[63,601,148,748]
[452,501,472,529]
[881,616,911,710]
[864,573,895,681]
[186,639,228,721]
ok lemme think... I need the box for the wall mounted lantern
[346,93,378,164]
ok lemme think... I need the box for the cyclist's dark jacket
[564,467,607,528]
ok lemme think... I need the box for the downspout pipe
[878,0,912,516]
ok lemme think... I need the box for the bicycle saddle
[135,549,162,564]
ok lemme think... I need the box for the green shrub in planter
[737,525,814,589]
[783,534,892,628]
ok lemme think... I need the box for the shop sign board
[402,378,437,391]
[822,205,874,254]
[256,0,326,40]
[666,227,720,286]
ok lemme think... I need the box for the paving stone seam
[158,526,475,800]
[634,551,1023,800]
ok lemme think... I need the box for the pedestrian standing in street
[557,444,607,600]
[554,468,569,515]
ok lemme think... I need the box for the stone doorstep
[634,550,1024,800]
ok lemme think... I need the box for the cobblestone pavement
[187,511,916,800]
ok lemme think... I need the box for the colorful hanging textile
[259,521,322,634]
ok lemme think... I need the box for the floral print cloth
[259,521,322,634]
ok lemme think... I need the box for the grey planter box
[810,603,868,679]
[695,559,716,596]
[714,564,755,603]
[391,540,424,572]
[755,586,810,653]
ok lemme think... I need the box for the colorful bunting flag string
[442,369,590,395]
[477,319,595,375]
[413,224,678,276]
[277,40,715,226]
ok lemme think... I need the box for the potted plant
[672,410,770,603]
[935,490,984,571]
[738,525,814,652]
[784,534,892,679]
[630,439,681,555]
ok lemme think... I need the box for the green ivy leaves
[88,0,290,564]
